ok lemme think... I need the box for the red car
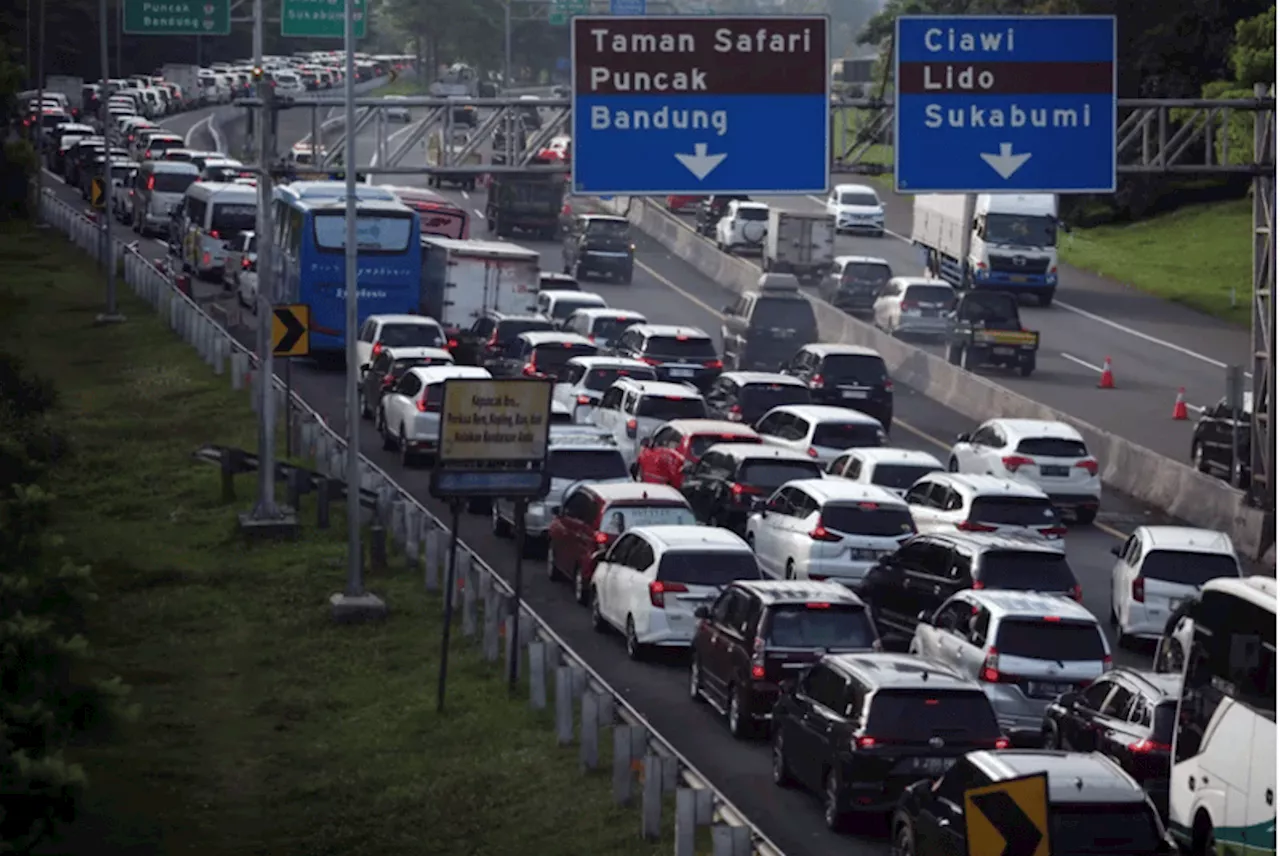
[547,482,694,604]
[666,195,702,213]
[635,419,762,489]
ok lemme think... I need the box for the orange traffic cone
[1172,387,1189,420]
[1098,357,1115,389]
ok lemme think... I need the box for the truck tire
[946,344,962,366]
[1036,289,1055,307]
[1019,354,1036,377]
[961,347,982,371]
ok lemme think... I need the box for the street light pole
[94,0,124,324]
[503,0,513,91]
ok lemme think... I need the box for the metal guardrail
[37,189,789,856]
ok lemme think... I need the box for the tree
[1232,4,1277,88]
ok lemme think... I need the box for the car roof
[988,418,1086,442]
[612,379,703,399]
[767,404,883,424]
[834,255,891,266]
[963,589,1098,622]
[582,214,628,223]
[705,443,817,463]
[546,291,606,305]
[632,524,750,552]
[629,324,711,340]
[144,160,199,173]
[966,751,1147,804]
[783,478,906,506]
[584,483,687,504]
[492,312,547,323]
[735,201,769,210]
[721,372,808,387]
[571,307,646,320]
[371,314,440,326]
[383,346,453,360]
[833,183,878,193]
[926,531,1069,555]
[848,447,943,468]
[1137,525,1236,556]
[407,365,491,383]
[1110,668,1182,700]
[827,652,973,689]
[890,277,954,290]
[920,472,1049,498]
[566,356,652,371]
[732,579,866,607]
[801,344,883,358]
[663,419,758,437]
[518,331,596,348]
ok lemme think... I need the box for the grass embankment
[1060,197,1253,326]
[378,77,430,96]
[831,106,893,171]
[4,222,673,856]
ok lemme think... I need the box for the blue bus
[272,181,422,357]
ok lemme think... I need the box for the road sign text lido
[571,16,830,196]
[894,15,1116,194]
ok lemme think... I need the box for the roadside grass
[1059,197,1253,326]
[3,222,684,856]
[378,77,429,96]
[831,106,893,171]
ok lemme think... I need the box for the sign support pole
[33,0,45,229]
[437,499,463,711]
[508,499,528,693]
[503,0,512,92]
[94,0,124,323]
[284,358,293,458]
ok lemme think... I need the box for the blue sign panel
[894,15,1116,194]
[610,0,645,14]
[571,16,830,196]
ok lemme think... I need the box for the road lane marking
[474,208,485,218]
[370,116,426,166]
[1060,352,1103,373]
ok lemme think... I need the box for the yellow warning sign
[964,773,1051,856]
[90,176,106,210]
[271,304,311,357]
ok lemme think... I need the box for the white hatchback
[1109,525,1242,643]
[904,472,1067,550]
[754,404,886,466]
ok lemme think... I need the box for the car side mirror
[360,362,370,372]
[721,305,734,315]
[1058,690,1079,707]
[694,605,710,619]
[550,505,562,517]
[1110,545,1123,557]
[752,497,768,513]
[638,436,652,449]
[591,549,606,564]
[916,610,932,624]
[956,432,970,443]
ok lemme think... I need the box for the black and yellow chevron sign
[271,304,311,357]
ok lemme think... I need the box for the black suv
[690,580,880,738]
[779,343,894,429]
[452,311,556,368]
[819,256,894,315]
[562,214,635,283]
[704,372,812,425]
[610,323,722,391]
[1191,394,1253,488]
[694,194,750,236]
[358,346,454,420]
[681,445,824,532]
[856,532,1081,638]
[1042,668,1179,818]
[721,274,819,373]
[772,652,1005,829]
[487,331,599,380]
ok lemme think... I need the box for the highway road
[41,96,1257,856]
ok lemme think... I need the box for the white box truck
[419,236,540,346]
[161,64,202,109]
[45,75,83,115]
[911,193,1060,306]
[763,209,836,284]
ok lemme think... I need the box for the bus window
[313,212,413,252]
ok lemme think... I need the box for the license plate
[1027,681,1071,699]
[1041,465,1069,477]
[993,347,1015,355]
[842,389,868,399]
[908,757,954,774]
[669,368,694,378]
[1009,275,1028,283]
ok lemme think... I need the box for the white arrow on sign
[675,143,727,181]
[980,143,1032,180]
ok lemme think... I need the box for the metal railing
[38,189,788,856]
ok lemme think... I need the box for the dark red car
[666,195,702,213]
[635,419,762,489]
[547,482,695,604]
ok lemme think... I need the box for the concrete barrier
[601,197,1271,561]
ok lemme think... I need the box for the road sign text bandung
[571,16,829,196]
[281,0,366,39]
[894,15,1116,194]
[124,0,230,35]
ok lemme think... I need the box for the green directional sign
[281,0,366,39]
[549,0,588,26]
[123,0,230,35]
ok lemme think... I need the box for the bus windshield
[313,212,413,252]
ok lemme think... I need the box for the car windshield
[749,298,815,336]
[1051,805,1162,855]
[840,262,892,288]
[838,192,879,206]
[689,434,759,458]
[812,422,883,449]
[205,166,252,182]
[738,460,823,490]
[1016,437,1090,458]
[969,497,1061,527]
[636,396,707,420]
[551,299,603,321]
[152,172,196,193]
[210,203,257,235]
[979,551,1078,592]
[903,285,955,306]
[381,323,444,348]
[737,207,768,221]
[313,212,413,252]
[1139,550,1240,587]
[655,550,761,587]
[871,463,941,489]
[532,343,599,377]
[497,319,555,340]
[994,619,1106,661]
[146,137,183,152]
[765,604,877,648]
[547,449,628,481]
[820,354,888,384]
[585,219,629,237]
[985,212,1057,248]
[738,384,811,413]
[600,504,695,532]
[820,503,916,537]
[864,690,1001,740]
[583,366,655,391]
[591,316,643,342]
[643,336,717,360]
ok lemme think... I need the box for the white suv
[746,479,914,585]
[826,447,944,498]
[715,200,770,254]
[591,378,708,466]
[1109,525,1241,645]
[903,472,1066,549]
[589,525,763,660]
[376,365,491,466]
[948,418,1101,524]
[754,404,886,466]
[551,356,656,423]
[356,314,448,375]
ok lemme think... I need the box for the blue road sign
[571,16,830,196]
[894,15,1116,194]
[610,0,645,14]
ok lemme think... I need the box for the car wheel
[546,543,558,580]
[380,412,396,451]
[590,589,606,633]
[1076,506,1097,525]
[1192,442,1210,473]
[771,729,793,787]
[948,456,959,472]
[491,506,512,538]
[893,818,917,856]
[358,389,371,420]
[689,657,704,703]
[625,616,644,661]
[1041,722,1060,749]
[398,430,417,468]
[572,565,588,605]
[727,686,750,739]
[784,559,795,581]
[824,768,845,831]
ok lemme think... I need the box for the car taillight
[1075,458,1098,475]
[209,229,220,239]
[447,338,457,350]
[1069,584,1082,602]
[810,374,824,388]
[884,379,893,391]
[594,531,609,545]
[980,647,1017,683]
[649,580,687,608]
[900,300,918,310]
[993,737,1010,749]
[704,359,723,369]
[1128,738,1172,754]
[726,405,741,421]
[241,257,251,269]
[381,375,395,388]
[625,418,637,438]
[1002,455,1034,471]
[640,357,661,366]
[809,522,842,542]
[730,483,761,498]
[806,447,818,458]
[854,736,877,749]
[372,342,383,358]
[1132,577,1145,603]
[146,174,155,190]
[577,394,592,406]
[416,398,439,412]
[957,521,998,532]
[1039,526,1068,538]
[522,363,538,377]
[750,636,766,679]
[487,331,500,347]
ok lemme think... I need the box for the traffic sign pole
[343,0,365,599]
[95,0,123,324]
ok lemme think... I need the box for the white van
[178,182,259,280]
[131,159,199,236]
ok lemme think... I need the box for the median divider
[599,196,1270,560]
[37,188,789,856]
